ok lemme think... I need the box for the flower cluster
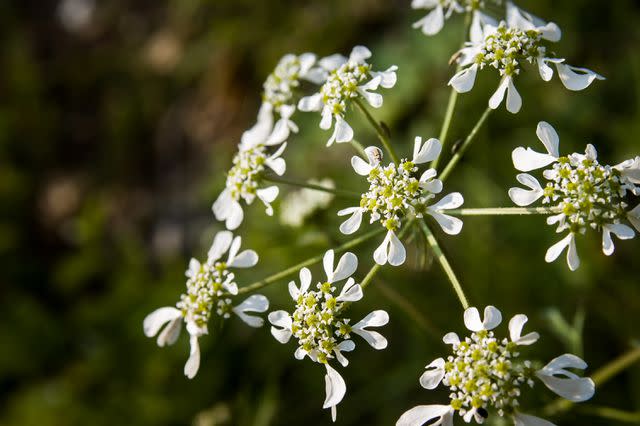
[143,231,269,378]
[280,178,335,227]
[509,121,640,270]
[449,2,603,113]
[213,105,288,230]
[262,52,322,114]
[268,250,389,421]
[411,0,502,36]
[397,306,595,426]
[339,139,463,266]
[298,46,397,146]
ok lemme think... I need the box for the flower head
[397,306,594,426]
[213,105,289,230]
[508,121,639,270]
[143,231,269,378]
[298,46,397,146]
[268,250,389,421]
[449,2,604,113]
[339,139,463,266]
[262,52,322,114]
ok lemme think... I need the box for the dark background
[1,0,639,425]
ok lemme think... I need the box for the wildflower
[280,178,335,227]
[143,231,269,378]
[508,121,639,270]
[268,250,389,421]
[397,305,595,426]
[338,139,463,266]
[298,46,398,146]
[213,105,288,230]
[262,52,322,114]
[411,0,501,36]
[449,2,604,113]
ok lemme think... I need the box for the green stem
[432,12,471,171]
[350,139,367,157]
[263,175,360,199]
[235,227,385,295]
[439,107,492,182]
[446,207,561,216]
[419,220,469,309]
[353,97,400,164]
[543,345,640,416]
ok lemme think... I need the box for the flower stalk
[446,207,561,216]
[353,97,400,164]
[263,175,360,199]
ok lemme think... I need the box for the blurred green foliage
[1,0,640,425]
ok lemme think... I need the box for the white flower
[280,178,335,227]
[268,250,389,421]
[508,121,639,270]
[449,2,603,113]
[298,46,398,146]
[339,138,463,266]
[143,231,269,379]
[411,0,499,36]
[212,105,289,230]
[396,306,594,426]
[262,52,320,114]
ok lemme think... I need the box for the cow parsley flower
[508,121,640,270]
[143,231,269,378]
[449,2,604,113]
[397,305,595,426]
[280,178,335,227]
[298,46,398,146]
[411,0,502,36]
[212,105,289,230]
[339,139,464,266]
[268,250,389,421]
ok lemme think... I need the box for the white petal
[413,137,442,164]
[373,232,391,265]
[156,317,182,347]
[323,249,335,282]
[448,65,478,93]
[265,156,286,176]
[331,252,358,283]
[319,53,347,71]
[265,118,290,146]
[339,208,364,235]
[443,332,460,346]
[208,230,233,262]
[349,45,372,64]
[396,405,454,426]
[360,89,383,109]
[556,63,605,91]
[628,204,640,232]
[323,364,346,411]
[352,310,389,350]
[482,305,502,330]
[184,335,200,379]
[536,354,595,402]
[602,224,635,256]
[143,307,182,338]
[506,77,523,114]
[412,6,445,36]
[257,186,279,211]
[268,310,292,343]
[512,147,557,172]
[509,314,540,345]
[427,210,463,235]
[228,249,258,268]
[387,231,407,266]
[334,340,355,367]
[566,234,580,271]
[545,233,573,263]
[225,200,244,230]
[334,116,354,144]
[186,258,200,278]
[536,121,561,157]
[509,173,544,206]
[430,192,464,210]
[538,58,555,82]
[488,77,509,110]
[463,307,483,332]
[298,93,323,112]
[351,155,374,176]
[372,65,398,89]
[514,412,556,426]
[337,278,363,302]
[233,294,269,328]
[419,358,445,390]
